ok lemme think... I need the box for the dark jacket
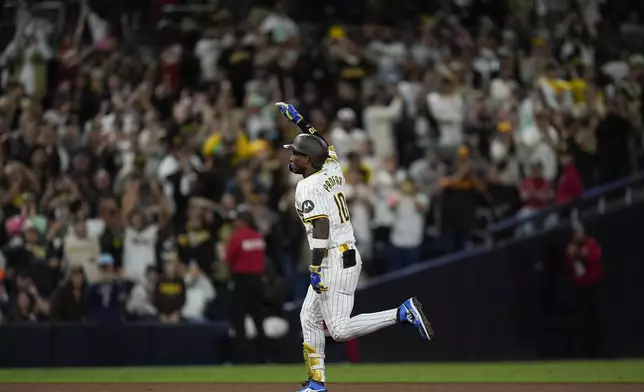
[87,280,127,325]
[154,277,186,315]
[50,283,88,322]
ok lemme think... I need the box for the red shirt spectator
[520,162,553,209]
[225,212,266,275]
[556,154,583,204]
[564,234,603,287]
[160,44,182,94]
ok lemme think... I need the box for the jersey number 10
[333,192,351,223]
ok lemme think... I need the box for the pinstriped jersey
[295,146,356,249]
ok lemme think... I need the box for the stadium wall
[1,203,643,367]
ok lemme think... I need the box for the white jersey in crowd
[123,225,158,283]
[294,147,356,252]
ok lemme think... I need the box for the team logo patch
[302,200,315,213]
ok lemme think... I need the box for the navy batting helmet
[283,134,329,168]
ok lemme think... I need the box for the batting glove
[275,102,303,124]
[309,265,328,294]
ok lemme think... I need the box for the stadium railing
[485,173,644,244]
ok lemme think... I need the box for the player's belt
[338,243,351,253]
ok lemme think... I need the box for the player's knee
[327,324,350,342]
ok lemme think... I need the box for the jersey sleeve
[296,184,331,223]
[323,145,344,178]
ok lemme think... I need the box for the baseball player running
[275,102,434,392]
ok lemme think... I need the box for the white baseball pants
[300,248,398,382]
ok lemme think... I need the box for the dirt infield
[2,384,644,392]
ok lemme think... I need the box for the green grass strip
[1,361,643,383]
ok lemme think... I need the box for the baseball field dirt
[2,384,644,392]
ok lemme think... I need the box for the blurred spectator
[595,95,635,183]
[344,169,375,262]
[362,88,403,160]
[563,222,604,358]
[258,1,299,44]
[6,274,49,324]
[126,265,158,321]
[225,209,267,363]
[154,256,186,324]
[438,147,483,252]
[555,151,584,205]
[49,266,88,323]
[182,261,216,323]
[366,26,407,84]
[97,197,124,270]
[1,20,54,100]
[484,165,521,222]
[7,290,40,324]
[409,147,448,196]
[63,219,101,283]
[387,178,430,271]
[330,108,367,162]
[560,115,597,188]
[517,110,560,182]
[428,73,465,157]
[517,161,556,236]
[276,189,307,299]
[87,254,127,325]
[194,28,226,83]
[176,199,220,277]
[370,156,404,275]
[3,217,59,298]
[121,181,171,283]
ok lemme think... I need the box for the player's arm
[309,216,330,293]
[299,186,331,293]
[274,102,326,142]
[275,102,338,161]
[300,187,331,265]
[310,217,330,267]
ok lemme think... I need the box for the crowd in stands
[0,0,643,325]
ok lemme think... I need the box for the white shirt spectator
[259,12,298,43]
[123,225,158,283]
[427,91,465,149]
[372,165,406,228]
[489,77,517,106]
[87,10,110,49]
[398,80,423,117]
[157,154,203,211]
[489,137,522,185]
[362,97,403,159]
[194,36,224,81]
[389,192,430,248]
[63,227,101,283]
[410,36,442,67]
[330,108,368,161]
[537,77,574,112]
[127,279,157,317]
[601,59,630,82]
[517,124,560,181]
[1,29,53,97]
[472,48,501,87]
[182,268,216,321]
[366,39,407,82]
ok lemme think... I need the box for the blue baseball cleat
[398,297,435,341]
[298,380,327,392]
